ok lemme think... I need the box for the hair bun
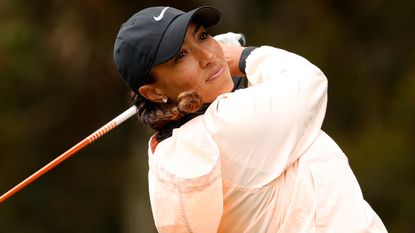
[177,91,203,113]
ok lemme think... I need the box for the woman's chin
[203,79,234,103]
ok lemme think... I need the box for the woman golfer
[113,6,387,233]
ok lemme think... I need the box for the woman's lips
[206,66,224,82]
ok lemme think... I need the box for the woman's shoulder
[149,116,221,182]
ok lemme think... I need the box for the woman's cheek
[210,38,225,59]
[182,64,204,88]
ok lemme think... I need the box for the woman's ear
[138,84,165,103]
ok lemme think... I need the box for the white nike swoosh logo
[153,7,169,21]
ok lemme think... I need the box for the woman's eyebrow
[193,24,202,37]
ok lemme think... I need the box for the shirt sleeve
[203,46,328,187]
[148,117,223,233]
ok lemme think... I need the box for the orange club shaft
[0,106,138,204]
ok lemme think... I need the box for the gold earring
[162,97,168,103]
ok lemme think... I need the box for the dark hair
[129,73,206,141]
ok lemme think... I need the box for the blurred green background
[0,0,414,232]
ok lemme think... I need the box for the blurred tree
[0,0,414,232]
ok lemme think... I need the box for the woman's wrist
[239,47,257,74]
[220,43,245,77]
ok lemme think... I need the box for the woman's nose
[198,47,215,67]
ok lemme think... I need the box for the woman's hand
[219,43,245,77]
[214,32,246,77]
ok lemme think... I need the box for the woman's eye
[199,32,208,41]
[175,51,187,62]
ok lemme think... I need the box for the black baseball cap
[113,6,221,94]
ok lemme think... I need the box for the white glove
[214,32,246,46]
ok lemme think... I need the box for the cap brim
[153,6,221,66]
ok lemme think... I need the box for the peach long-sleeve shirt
[147,46,387,233]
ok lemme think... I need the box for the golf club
[0,33,246,204]
[0,106,138,204]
